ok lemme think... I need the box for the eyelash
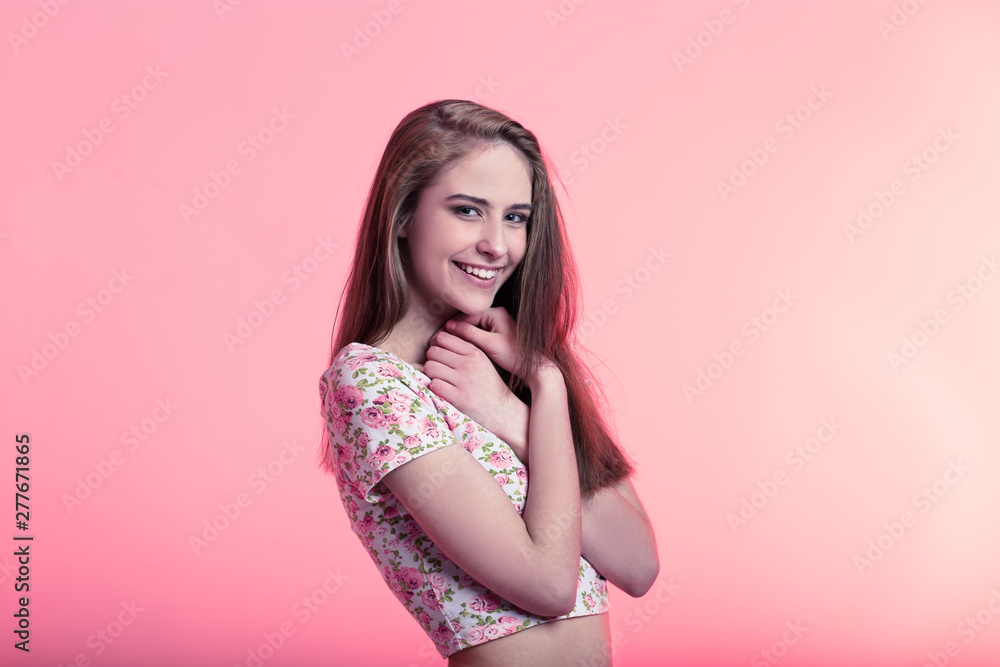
[454,206,529,224]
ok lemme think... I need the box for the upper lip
[455,261,505,271]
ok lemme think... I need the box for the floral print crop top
[319,342,610,658]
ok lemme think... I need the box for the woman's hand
[423,309,530,460]
[444,307,520,373]
[444,307,558,386]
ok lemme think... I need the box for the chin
[456,303,490,317]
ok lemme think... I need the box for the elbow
[622,522,660,598]
[621,555,660,598]
[539,585,578,617]
[527,569,579,617]
[513,543,580,617]
[552,580,580,616]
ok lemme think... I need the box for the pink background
[3,1,999,665]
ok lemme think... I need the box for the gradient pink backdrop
[2,1,999,665]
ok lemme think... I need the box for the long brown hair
[320,99,633,493]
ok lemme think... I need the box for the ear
[396,213,412,238]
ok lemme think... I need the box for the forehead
[430,144,532,201]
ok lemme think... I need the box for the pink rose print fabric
[319,343,610,658]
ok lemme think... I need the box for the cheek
[512,231,528,267]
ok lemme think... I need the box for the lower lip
[453,262,499,288]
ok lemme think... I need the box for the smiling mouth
[454,262,501,280]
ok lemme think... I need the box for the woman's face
[397,143,532,321]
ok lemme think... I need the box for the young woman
[319,100,659,666]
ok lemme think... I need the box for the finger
[426,376,459,403]
[446,319,493,349]
[423,358,462,387]
[424,345,467,375]
[452,311,483,328]
[429,321,448,340]
[478,310,500,333]
[436,312,482,341]
[481,306,513,332]
[432,329,481,355]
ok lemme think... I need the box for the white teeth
[458,263,498,279]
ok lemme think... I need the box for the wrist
[527,361,563,393]
[500,392,530,462]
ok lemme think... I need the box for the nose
[476,215,507,258]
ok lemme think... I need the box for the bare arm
[422,312,658,597]
[489,393,659,597]
[384,317,581,617]
[580,477,659,597]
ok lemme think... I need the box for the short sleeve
[320,349,457,504]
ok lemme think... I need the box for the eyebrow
[445,193,532,212]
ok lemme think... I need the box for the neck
[379,302,458,369]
